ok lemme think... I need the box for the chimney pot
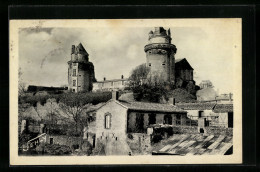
[121,75,124,79]
[104,77,106,81]
[71,45,75,54]
[168,97,175,105]
[112,91,119,100]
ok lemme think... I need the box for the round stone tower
[144,27,177,84]
[68,43,95,92]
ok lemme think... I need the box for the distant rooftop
[94,78,129,83]
[176,102,233,112]
[118,100,186,113]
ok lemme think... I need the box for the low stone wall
[47,135,82,149]
[172,126,233,136]
[126,133,151,155]
[205,127,233,136]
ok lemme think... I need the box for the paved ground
[105,139,132,156]
[152,134,233,155]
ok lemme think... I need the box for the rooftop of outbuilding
[118,101,186,113]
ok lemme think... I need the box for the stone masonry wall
[172,126,233,136]
[126,133,151,155]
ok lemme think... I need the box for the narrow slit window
[73,69,76,76]
[73,80,76,86]
[105,113,111,129]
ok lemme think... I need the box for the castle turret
[144,27,177,84]
[68,43,95,92]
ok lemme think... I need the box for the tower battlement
[145,27,176,84]
[70,43,89,63]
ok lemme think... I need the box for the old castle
[68,27,194,92]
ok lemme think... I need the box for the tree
[58,93,96,149]
[129,64,170,103]
[129,63,150,88]
[18,67,26,96]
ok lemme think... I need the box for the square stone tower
[68,43,95,92]
[144,27,177,85]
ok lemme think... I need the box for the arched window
[105,113,111,129]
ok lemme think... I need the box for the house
[92,75,129,92]
[94,92,188,155]
[176,102,233,128]
[175,58,194,82]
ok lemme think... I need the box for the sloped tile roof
[175,58,185,63]
[176,103,216,110]
[213,104,233,113]
[118,101,186,113]
[152,134,233,155]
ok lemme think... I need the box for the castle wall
[146,51,175,82]
[77,69,90,92]
[145,27,176,84]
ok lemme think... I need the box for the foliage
[129,64,172,103]
[127,133,134,140]
[129,63,150,87]
[18,131,38,148]
[43,144,72,155]
[151,134,163,144]
[92,141,106,156]
[81,141,93,155]
[170,88,197,103]
[19,91,111,106]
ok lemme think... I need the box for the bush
[152,134,163,144]
[127,133,134,140]
[92,141,105,155]
[43,144,72,155]
[82,141,93,155]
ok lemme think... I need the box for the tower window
[148,63,151,67]
[73,80,76,86]
[73,69,76,76]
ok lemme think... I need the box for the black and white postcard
[9,19,242,165]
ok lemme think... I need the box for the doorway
[164,114,172,125]
[228,112,233,128]
[148,113,156,125]
[135,113,144,133]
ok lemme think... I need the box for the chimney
[121,75,124,79]
[112,91,119,100]
[104,77,106,81]
[229,93,232,101]
[168,97,175,105]
[71,45,75,54]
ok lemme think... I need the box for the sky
[18,20,240,94]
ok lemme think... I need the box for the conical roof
[77,43,88,55]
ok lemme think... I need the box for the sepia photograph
[9,19,242,165]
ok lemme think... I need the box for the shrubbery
[92,142,105,155]
[42,144,72,155]
[82,141,93,155]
